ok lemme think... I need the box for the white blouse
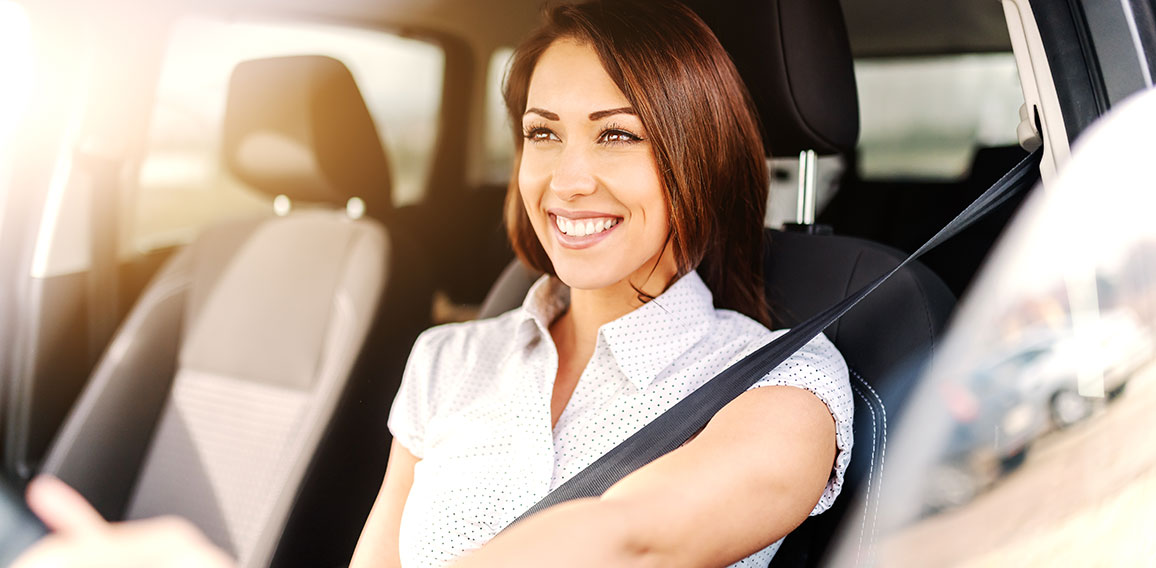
[388,271,853,567]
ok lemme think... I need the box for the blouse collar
[517,271,717,390]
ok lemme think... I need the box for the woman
[16,1,851,567]
[352,2,852,566]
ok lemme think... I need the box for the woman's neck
[558,285,639,354]
[551,253,680,358]
[545,251,679,426]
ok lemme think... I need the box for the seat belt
[506,146,1043,528]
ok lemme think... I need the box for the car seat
[478,0,956,565]
[38,55,398,567]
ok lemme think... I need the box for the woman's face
[519,39,675,294]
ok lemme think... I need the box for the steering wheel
[0,475,47,566]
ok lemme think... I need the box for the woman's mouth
[549,212,622,249]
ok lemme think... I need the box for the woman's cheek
[518,170,544,227]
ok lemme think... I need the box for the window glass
[0,0,35,154]
[0,0,36,230]
[854,53,1024,179]
[850,92,1156,566]
[129,18,444,253]
[482,47,516,185]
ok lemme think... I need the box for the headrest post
[796,150,818,225]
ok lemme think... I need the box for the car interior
[0,0,1152,566]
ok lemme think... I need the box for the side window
[0,0,35,154]
[870,104,1156,565]
[128,18,444,254]
[854,53,1024,179]
[0,0,36,231]
[482,47,516,186]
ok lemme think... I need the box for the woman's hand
[12,475,235,568]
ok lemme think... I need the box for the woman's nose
[548,144,597,200]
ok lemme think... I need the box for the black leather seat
[674,3,956,562]
[479,0,957,565]
[760,230,953,566]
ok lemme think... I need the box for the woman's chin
[554,274,618,292]
[551,264,625,292]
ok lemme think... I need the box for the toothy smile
[553,215,620,237]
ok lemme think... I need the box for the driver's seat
[478,0,956,565]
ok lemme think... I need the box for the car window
[0,0,36,233]
[128,17,444,254]
[855,53,1024,180]
[855,90,1156,567]
[482,46,515,186]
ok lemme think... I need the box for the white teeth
[554,215,619,237]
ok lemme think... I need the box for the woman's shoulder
[392,309,527,439]
[409,308,528,364]
[710,308,848,378]
[712,311,853,517]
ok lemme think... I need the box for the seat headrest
[222,55,391,208]
[682,0,860,156]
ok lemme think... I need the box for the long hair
[503,0,772,327]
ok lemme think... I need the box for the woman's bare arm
[452,385,837,568]
[349,440,420,568]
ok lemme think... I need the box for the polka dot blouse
[388,271,853,567]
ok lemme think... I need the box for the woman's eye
[598,128,643,145]
[523,127,559,143]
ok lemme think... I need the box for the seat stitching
[853,370,887,562]
[851,381,877,566]
[908,271,938,357]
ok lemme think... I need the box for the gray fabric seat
[41,55,392,567]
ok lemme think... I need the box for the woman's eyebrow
[524,107,559,120]
[588,107,635,120]
[523,106,637,121]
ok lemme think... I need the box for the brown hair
[503,0,771,327]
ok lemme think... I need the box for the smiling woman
[517,39,674,298]
[354,2,851,567]
[503,3,771,327]
[11,2,851,567]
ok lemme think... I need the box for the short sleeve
[746,330,853,516]
[387,328,442,458]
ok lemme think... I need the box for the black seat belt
[507,146,1043,527]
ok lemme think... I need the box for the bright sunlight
[0,0,36,151]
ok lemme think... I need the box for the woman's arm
[452,385,837,568]
[349,439,420,568]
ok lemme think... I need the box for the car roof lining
[53,0,1012,57]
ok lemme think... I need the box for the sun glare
[0,1,36,151]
